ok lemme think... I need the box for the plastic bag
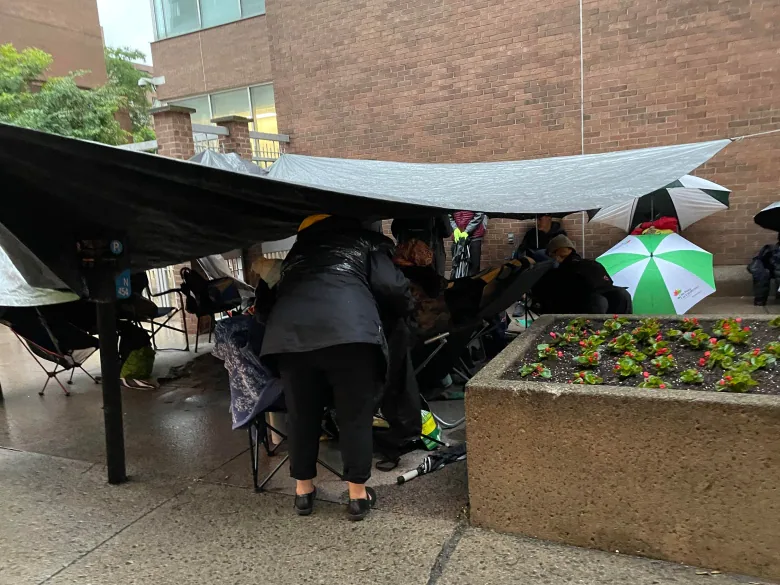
[420,410,442,450]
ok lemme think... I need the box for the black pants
[587,288,633,314]
[278,343,382,484]
[468,238,483,276]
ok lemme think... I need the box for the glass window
[152,0,167,38]
[200,0,241,29]
[210,88,251,120]
[170,95,211,125]
[159,0,200,37]
[250,84,277,134]
[241,0,266,17]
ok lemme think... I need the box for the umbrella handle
[397,469,420,484]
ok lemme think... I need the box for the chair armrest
[150,287,182,297]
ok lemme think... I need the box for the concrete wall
[0,0,107,87]
[151,16,273,101]
[466,315,780,581]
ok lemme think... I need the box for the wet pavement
[1,313,777,585]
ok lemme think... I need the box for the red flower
[656,334,663,341]
[693,318,699,324]
[743,327,750,332]
[579,341,586,347]
[753,348,761,356]
[719,379,726,386]
[725,375,733,381]
[724,323,731,330]
[567,380,572,384]
[683,318,689,322]
[710,338,717,344]
[557,351,563,358]
[735,317,743,323]
[659,383,666,389]
[698,358,706,366]
[643,371,650,378]
[550,332,557,338]
[704,351,711,357]
[613,314,619,319]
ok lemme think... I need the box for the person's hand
[453,228,468,242]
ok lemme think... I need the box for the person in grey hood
[261,214,413,520]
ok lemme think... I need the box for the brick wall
[151,106,196,160]
[265,0,780,265]
[151,16,273,101]
[0,0,107,87]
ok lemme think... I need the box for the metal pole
[581,211,587,258]
[96,295,127,484]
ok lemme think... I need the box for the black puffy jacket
[261,217,413,359]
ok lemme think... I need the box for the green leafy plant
[715,371,757,393]
[765,341,780,357]
[566,317,589,332]
[602,318,625,334]
[577,335,606,350]
[632,318,661,343]
[607,333,638,354]
[706,340,736,369]
[612,357,643,378]
[650,354,676,374]
[571,371,603,385]
[665,329,682,340]
[649,340,670,356]
[573,350,600,368]
[679,317,701,332]
[537,344,563,360]
[621,349,648,362]
[770,316,780,328]
[519,362,552,379]
[681,330,710,349]
[638,373,669,389]
[712,318,752,344]
[680,369,704,384]
[738,348,776,372]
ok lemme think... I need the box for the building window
[170,95,211,125]
[153,0,265,40]
[170,83,276,131]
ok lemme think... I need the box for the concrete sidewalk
[1,308,777,585]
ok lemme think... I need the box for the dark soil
[505,318,780,395]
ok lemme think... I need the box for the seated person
[519,214,567,257]
[533,235,633,315]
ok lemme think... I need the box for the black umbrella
[396,443,467,484]
[754,202,780,232]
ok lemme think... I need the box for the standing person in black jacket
[261,215,413,521]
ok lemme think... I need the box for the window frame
[150,0,265,41]
[168,83,275,130]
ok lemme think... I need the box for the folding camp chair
[248,408,345,492]
[9,328,99,397]
[180,267,242,353]
[122,273,189,352]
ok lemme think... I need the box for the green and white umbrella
[597,233,715,315]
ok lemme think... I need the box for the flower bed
[506,315,780,395]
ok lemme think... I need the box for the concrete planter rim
[469,313,780,409]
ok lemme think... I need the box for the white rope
[732,128,780,142]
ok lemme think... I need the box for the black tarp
[0,124,441,295]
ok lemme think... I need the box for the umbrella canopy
[0,223,78,307]
[754,202,780,232]
[597,233,715,315]
[589,175,730,232]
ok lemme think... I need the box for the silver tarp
[0,223,78,307]
[267,140,730,215]
[189,150,268,176]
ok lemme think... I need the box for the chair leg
[78,366,99,384]
[194,316,201,353]
[208,314,214,344]
[68,368,76,385]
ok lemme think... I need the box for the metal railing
[192,123,228,154]
[250,131,289,168]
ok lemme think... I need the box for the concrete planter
[466,314,780,581]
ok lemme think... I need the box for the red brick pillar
[150,105,196,160]
[212,115,253,160]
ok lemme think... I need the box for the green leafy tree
[0,43,127,145]
[104,47,155,142]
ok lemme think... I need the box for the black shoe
[347,486,377,521]
[294,488,316,516]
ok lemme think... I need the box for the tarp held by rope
[0,122,729,297]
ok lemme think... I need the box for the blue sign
[115,269,132,300]
[110,240,124,255]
